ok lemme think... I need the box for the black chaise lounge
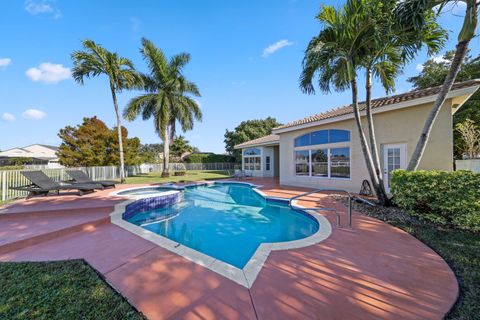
[66,170,117,188]
[10,171,103,199]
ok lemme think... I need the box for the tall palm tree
[395,0,479,170]
[124,38,202,177]
[299,0,445,205]
[360,1,446,202]
[71,39,143,182]
[300,0,389,204]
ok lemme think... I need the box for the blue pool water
[126,183,319,268]
[118,186,178,196]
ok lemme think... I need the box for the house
[234,79,480,193]
[0,144,62,168]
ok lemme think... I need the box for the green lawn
[0,260,144,320]
[349,200,479,320]
[125,170,233,184]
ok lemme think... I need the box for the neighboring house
[234,79,480,193]
[0,144,62,168]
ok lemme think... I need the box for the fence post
[1,171,6,202]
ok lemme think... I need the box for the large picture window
[295,148,350,179]
[243,148,261,171]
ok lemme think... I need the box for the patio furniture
[10,171,102,198]
[234,170,253,180]
[66,170,116,188]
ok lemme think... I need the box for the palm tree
[395,0,479,170]
[71,39,143,182]
[124,38,202,177]
[170,135,194,158]
[300,0,390,204]
[360,1,446,202]
[299,0,445,205]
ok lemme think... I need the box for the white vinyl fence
[0,163,234,202]
[455,159,480,173]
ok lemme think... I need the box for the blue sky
[0,1,477,153]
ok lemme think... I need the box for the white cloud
[130,17,141,32]
[0,58,12,68]
[22,109,46,120]
[26,62,71,84]
[432,55,449,64]
[25,0,61,18]
[262,40,294,58]
[416,64,424,72]
[1,113,15,122]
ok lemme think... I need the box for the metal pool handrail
[288,188,355,228]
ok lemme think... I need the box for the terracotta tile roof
[234,134,280,149]
[274,79,480,131]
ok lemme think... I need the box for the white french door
[383,144,407,193]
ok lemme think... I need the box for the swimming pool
[111,182,331,287]
[124,183,319,268]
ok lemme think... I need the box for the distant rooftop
[234,134,279,149]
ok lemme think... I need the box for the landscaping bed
[339,197,480,320]
[0,260,144,319]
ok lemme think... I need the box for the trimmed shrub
[391,170,480,231]
[184,153,235,163]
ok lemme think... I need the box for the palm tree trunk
[110,84,126,183]
[170,121,176,144]
[407,39,470,171]
[351,78,389,205]
[365,70,390,206]
[162,126,170,177]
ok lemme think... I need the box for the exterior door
[383,144,407,193]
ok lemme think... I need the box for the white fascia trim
[272,86,480,134]
[234,141,280,150]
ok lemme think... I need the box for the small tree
[456,119,480,159]
[224,117,281,162]
[170,135,194,159]
[57,117,142,167]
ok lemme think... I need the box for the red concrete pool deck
[0,179,458,320]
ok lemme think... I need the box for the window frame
[293,130,351,180]
[243,148,262,171]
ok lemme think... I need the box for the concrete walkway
[0,179,458,319]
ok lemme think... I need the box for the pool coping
[109,181,332,288]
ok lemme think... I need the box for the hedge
[184,153,235,163]
[391,170,480,232]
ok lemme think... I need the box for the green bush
[184,153,235,163]
[0,165,24,171]
[391,170,480,231]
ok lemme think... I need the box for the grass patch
[0,260,144,320]
[125,170,232,184]
[348,200,479,319]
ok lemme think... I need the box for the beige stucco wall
[278,99,454,192]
